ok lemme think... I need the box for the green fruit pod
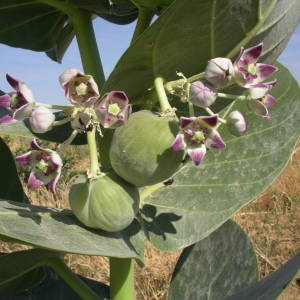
[69,172,139,232]
[109,110,184,187]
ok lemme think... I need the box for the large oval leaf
[141,63,300,251]
[225,252,300,300]
[0,200,144,260]
[0,137,26,203]
[168,220,259,300]
[102,0,300,101]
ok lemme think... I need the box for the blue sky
[0,19,299,105]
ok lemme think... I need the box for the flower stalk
[110,257,136,300]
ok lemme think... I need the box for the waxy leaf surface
[103,0,300,102]
[169,220,259,300]
[141,63,300,251]
[225,252,300,300]
[0,200,144,260]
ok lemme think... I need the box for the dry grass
[0,136,299,299]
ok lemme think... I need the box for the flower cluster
[171,43,278,166]
[1,69,132,193]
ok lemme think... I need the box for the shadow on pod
[109,110,184,187]
[69,172,139,232]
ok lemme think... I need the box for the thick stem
[131,7,154,44]
[46,257,100,300]
[87,127,101,177]
[110,257,136,300]
[70,10,105,89]
[154,77,172,112]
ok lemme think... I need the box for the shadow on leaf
[140,204,182,240]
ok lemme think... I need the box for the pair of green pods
[69,110,184,232]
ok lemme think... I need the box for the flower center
[247,63,257,76]
[193,131,205,143]
[108,103,121,116]
[75,82,88,96]
[36,159,49,174]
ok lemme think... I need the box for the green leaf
[0,250,110,299]
[103,0,300,102]
[0,137,25,203]
[168,220,259,300]
[0,1,67,51]
[225,252,300,300]
[141,63,300,251]
[0,112,86,145]
[0,200,144,260]
[11,267,109,300]
[0,249,60,287]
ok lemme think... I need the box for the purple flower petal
[0,94,11,109]
[263,94,276,108]
[0,114,14,124]
[187,145,206,166]
[171,133,186,151]
[27,172,44,189]
[256,63,278,82]
[200,115,219,128]
[206,130,226,149]
[241,43,263,63]
[180,116,196,128]
[15,152,32,166]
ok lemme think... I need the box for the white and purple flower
[246,80,277,119]
[0,74,35,124]
[233,43,278,87]
[171,115,225,165]
[94,91,131,129]
[15,139,62,193]
[59,68,99,107]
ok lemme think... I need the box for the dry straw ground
[0,136,299,299]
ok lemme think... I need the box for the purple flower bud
[189,81,217,107]
[227,110,247,136]
[233,43,278,87]
[15,139,62,193]
[205,58,234,88]
[0,74,34,124]
[94,91,132,129]
[171,115,225,166]
[29,107,55,133]
[59,69,99,107]
[71,112,93,132]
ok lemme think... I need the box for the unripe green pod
[69,172,139,232]
[109,110,184,187]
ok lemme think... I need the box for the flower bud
[205,58,234,88]
[227,110,247,136]
[189,80,217,107]
[29,107,55,133]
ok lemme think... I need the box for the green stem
[46,257,100,300]
[131,7,154,44]
[217,93,246,100]
[87,127,101,177]
[154,77,172,112]
[110,257,136,300]
[187,72,205,83]
[70,10,105,89]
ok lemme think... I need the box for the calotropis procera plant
[0,1,299,300]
